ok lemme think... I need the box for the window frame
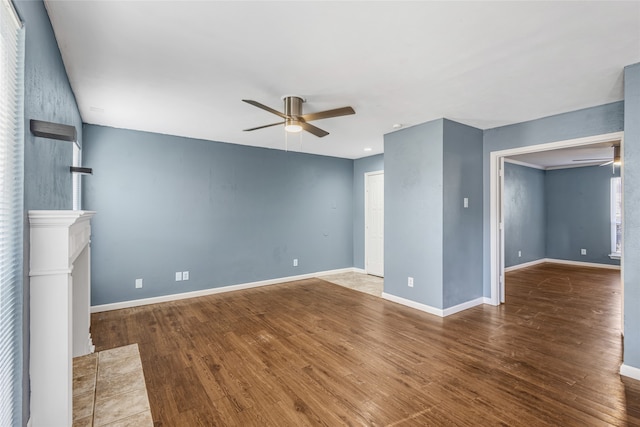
[610,176,622,259]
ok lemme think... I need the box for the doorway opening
[489,131,624,307]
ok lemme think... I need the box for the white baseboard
[443,297,484,316]
[505,258,546,272]
[545,258,620,270]
[483,297,496,306]
[381,293,484,317]
[382,292,444,316]
[620,364,640,381]
[27,418,32,427]
[92,267,358,313]
[506,258,620,272]
[351,268,367,274]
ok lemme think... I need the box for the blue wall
[13,0,83,424]
[546,165,620,265]
[504,163,546,267]
[504,162,620,268]
[352,154,383,270]
[442,120,483,307]
[82,125,354,305]
[384,120,444,308]
[623,63,640,369]
[483,102,624,296]
[384,119,483,310]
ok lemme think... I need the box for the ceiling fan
[572,144,621,167]
[242,96,355,138]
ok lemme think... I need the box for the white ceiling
[44,1,640,160]
[507,140,620,170]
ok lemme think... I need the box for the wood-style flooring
[91,264,640,426]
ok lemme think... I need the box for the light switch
[463,198,469,208]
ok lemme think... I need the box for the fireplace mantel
[29,210,96,427]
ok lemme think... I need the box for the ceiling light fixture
[284,118,303,133]
[392,123,403,129]
[364,147,372,152]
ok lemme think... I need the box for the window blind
[0,0,24,425]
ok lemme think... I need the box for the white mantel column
[28,210,96,427]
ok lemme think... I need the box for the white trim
[381,293,485,317]
[504,258,546,272]
[2,0,22,28]
[503,158,545,170]
[364,170,384,276]
[544,258,620,270]
[620,364,640,381]
[505,258,620,271]
[92,267,358,313]
[490,131,624,305]
[483,297,496,306]
[351,267,367,274]
[609,253,621,260]
[545,162,607,170]
[29,268,73,277]
[442,297,485,316]
[381,292,444,316]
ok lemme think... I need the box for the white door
[365,171,384,277]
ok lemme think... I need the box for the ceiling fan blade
[300,106,355,122]
[243,121,285,132]
[572,158,610,162]
[300,121,329,137]
[242,100,288,119]
[600,160,614,166]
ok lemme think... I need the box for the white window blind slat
[0,0,24,425]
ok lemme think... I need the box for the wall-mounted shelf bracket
[30,119,77,142]
[70,167,92,175]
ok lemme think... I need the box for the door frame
[365,170,384,276]
[489,131,624,306]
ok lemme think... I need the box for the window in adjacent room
[610,177,622,259]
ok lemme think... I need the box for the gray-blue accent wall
[384,119,483,310]
[546,165,620,265]
[623,62,640,369]
[442,120,483,308]
[353,154,384,270]
[504,163,546,267]
[384,120,444,308]
[14,0,83,424]
[82,125,354,306]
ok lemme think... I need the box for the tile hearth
[73,343,153,426]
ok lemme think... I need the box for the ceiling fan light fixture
[613,145,621,165]
[285,119,302,133]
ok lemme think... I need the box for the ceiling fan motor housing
[283,96,304,118]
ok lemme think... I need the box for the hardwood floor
[91,264,640,426]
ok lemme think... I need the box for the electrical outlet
[175,272,182,281]
[182,271,189,280]
[293,258,298,267]
[135,278,143,289]
[518,250,522,257]
[408,277,414,287]
[581,249,587,255]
